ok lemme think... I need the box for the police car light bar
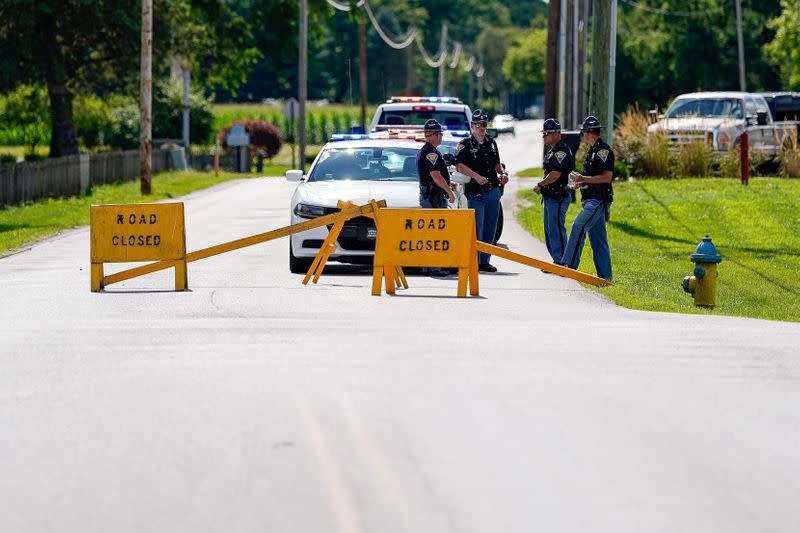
[387,96,462,104]
[329,133,367,141]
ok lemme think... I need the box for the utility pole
[608,0,617,145]
[139,0,152,195]
[558,0,567,121]
[735,0,746,91]
[572,0,579,128]
[182,68,190,152]
[577,0,589,122]
[298,0,307,172]
[405,12,416,94]
[437,22,448,96]
[545,0,560,120]
[589,0,612,140]
[358,20,368,130]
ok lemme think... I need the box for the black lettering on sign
[405,219,412,230]
[399,241,407,252]
[117,214,124,225]
[442,240,449,251]
[416,240,423,250]
[129,214,136,224]
[426,241,432,251]
[150,214,157,224]
[428,219,435,229]
[417,219,425,230]
[439,219,446,229]
[434,241,440,251]
[112,236,119,245]
[154,235,160,246]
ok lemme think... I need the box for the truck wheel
[289,242,313,273]
[493,204,504,244]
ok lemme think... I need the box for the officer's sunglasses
[471,122,488,128]
[425,131,443,138]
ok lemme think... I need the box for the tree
[0,0,261,157]
[765,0,800,89]
[502,28,547,93]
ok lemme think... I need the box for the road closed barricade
[90,203,188,291]
[89,200,386,292]
[372,204,479,297]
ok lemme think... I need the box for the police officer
[534,118,574,263]
[417,119,455,277]
[558,115,614,281]
[455,109,509,272]
[417,119,455,209]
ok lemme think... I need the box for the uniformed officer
[455,109,509,272]
[417,119,455,277]
[417,119,455,208]
[558,115,614,281]
[534,118,574,263]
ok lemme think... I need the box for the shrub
[0,84,51,152]
[23,153,46,162]
[73,94,114,148]
[107,97,140,149]
[0,153,17,164]
[615,104,659,177]
[220,119,283,159]
[781,129,800,178]
[614,159,630,180]
[152,79,215,144]
[718,150,741,178]
[676,140,713,177]
[641,135,671,177]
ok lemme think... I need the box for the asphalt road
[2,120,799,532]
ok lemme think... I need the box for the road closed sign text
[90,203,186,263]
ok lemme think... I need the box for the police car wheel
[493,204,504,244]
[289,242,313,273]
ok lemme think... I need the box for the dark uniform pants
[558,198,612,281]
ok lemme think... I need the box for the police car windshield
[667,98,743,119]
[308,147,420,182]
[378,111,469,130]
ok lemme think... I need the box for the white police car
[369,96,472,132]
[285,130,496,273]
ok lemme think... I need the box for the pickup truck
[647,91,796,156]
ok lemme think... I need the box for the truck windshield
[667,98,743,119]
[377,111,469,130]
[308,146,420,182]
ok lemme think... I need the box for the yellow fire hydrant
[682,235,722,308]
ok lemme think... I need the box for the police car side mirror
[285,169,304,182]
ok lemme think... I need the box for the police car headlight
[294,203,329,219]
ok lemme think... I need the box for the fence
[0,149,171,206]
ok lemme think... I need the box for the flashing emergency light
[387,96,462,104]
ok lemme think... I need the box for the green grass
[516,167,544,177]
[0,170,268,255]
[517,177,800,322]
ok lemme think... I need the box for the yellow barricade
[90,200,386,291]
[371,205,479,297]
[90,203,187,291]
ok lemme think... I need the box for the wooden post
[545,0,560,121]
[589,0,610,123]
[140,0,152,195]
[359,20,368,131]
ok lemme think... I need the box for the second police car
[286,127,502,272]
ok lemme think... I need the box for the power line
[620,0,725,17]
[325,0,485,81]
